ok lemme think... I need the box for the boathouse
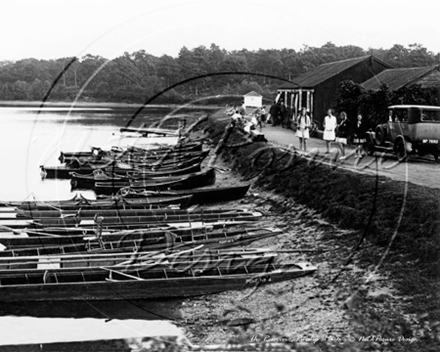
[277,55,390,123]
[243,91,263,108]
[361,65,440,91]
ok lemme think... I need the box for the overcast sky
[1,0,439,61]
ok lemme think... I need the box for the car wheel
[395,138,408,162]
[375,125,387,146]
[434,153,439,163]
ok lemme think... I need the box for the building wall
[244,96,262,107]
[312,59,389,123]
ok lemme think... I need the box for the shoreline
[179,109,440,350]
[0,100,222,110]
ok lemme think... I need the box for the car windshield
[420,110,440,122]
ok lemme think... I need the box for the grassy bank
[204,109,440,348]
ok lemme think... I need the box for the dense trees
[334,80,439,128]
[0,42,438,104]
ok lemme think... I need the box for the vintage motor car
[366,105,440,162]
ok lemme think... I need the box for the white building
[243,91,263,108]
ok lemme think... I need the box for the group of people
[251,106,268,129]
[226,101,247,125]
[227,101,368,158]
[295,108,368,159]
[226,102,269,131]
[268,101,292,128]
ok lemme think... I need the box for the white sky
[1,0,439,61]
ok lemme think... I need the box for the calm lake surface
[0,105,212,344]
[0,105,208,202]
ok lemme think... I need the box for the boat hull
[0,264,316,302]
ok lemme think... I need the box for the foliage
[334,81,439,128]
[0,43,438,104]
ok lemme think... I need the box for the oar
[0,224,63,238]
[22,229,62,238]
[0,225,27,235]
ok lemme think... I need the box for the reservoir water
[0,105,205,201]
[0,104,211,345]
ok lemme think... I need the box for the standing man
[274,100,282,126]
[279,102,287,128]
[269,101,278,126]
[323,108,337,153]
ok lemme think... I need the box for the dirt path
[260,125,440,189]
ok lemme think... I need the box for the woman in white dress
[323,109,337,153]
[295,107,311,152]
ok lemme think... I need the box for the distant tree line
[0,42,438,104]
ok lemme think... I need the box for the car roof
[388,105,440,111]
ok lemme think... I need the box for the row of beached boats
[0,129,317,304]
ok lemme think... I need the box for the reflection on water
[0,106,204,201]
[0,105,208,328]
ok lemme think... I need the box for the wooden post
[306,91,310,112]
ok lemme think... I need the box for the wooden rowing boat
[67,150,209,169]
[127,161,201,177]
[119,184,251,205]
[29,210,261,229]
[70,170,129,190]
[0,226,283,250]
[42,155,206,179]
[4,195,193,211]
[0,260,316,302]
[16,207,249,219]
[0,247,279,271]
[59,142,203,164]
[70,162,203,190]
[94,168,216,195]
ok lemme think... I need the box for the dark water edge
[0,298,182,321]
[0,100,220,112]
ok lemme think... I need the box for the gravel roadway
[261,125,440,189]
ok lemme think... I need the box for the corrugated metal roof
[361,66,439,90]
[279,55,388,89]
[244,91,262,97]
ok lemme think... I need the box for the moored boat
[0,259,317,302]
[42,155,206,179]
[0,226,283,250]
[29,210,261,229]
[118,184,251,205]
[3,194,193,211]
[95,168,216,195]
[59,142,203,164]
